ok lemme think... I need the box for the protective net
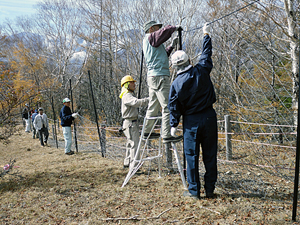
[44,0,298,199]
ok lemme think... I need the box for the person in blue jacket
[31,109,39,139]
[168,23,217,199]
[59,98,78,155]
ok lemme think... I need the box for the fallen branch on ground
[200,205,221,215]
[100,208,171,221]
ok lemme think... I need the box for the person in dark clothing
[59,98,78,155]
[22,103,31,132]
[168,23,217,199]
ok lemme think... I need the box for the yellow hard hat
[121,75,136,87]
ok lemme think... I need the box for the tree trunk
[284,0,299,127]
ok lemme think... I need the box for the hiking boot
[163,135,183,143]
[143,133,160,139]
[65,151,74,155]
[183,191,199,200]
[205,192,215,199]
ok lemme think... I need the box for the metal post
[138,51,144,99]
[69,79,78,152]
[101,122,106,157]
[27,103,31,131]
[225,115,232,160]
[51,96,58,148]
[52,125,55,140]
[292,40,300,221]
[177,27,186,179]
[88,70,104,157]
[20,104,25,128]
[165,143,173,171]
[178,27,183,50]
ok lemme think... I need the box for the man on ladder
[169,23,218,199]
[142,20,183,170]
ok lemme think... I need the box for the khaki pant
[123,120,140,168]
[144,76,171,138]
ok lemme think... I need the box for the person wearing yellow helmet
[119,75,149,169]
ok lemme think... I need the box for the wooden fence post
[225,115,232,160]
[52,125,55,140]
[100,122,106,157]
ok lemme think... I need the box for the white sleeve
[123,93,148,108]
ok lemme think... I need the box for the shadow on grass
[216,175,294,202]
[0,167,128,194]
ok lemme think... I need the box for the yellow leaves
[13,73,33,90]
[0,69,18,111]
[11,42,46,75]
[0,63,39,113]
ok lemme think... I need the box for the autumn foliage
[0,62,40,138]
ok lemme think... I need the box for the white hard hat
[63,98,71,103]
[171,50,189,66]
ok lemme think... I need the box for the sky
[0,0,40,23]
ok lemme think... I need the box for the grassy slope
[0,126,299,224]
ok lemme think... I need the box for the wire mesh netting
[29,0,298,200]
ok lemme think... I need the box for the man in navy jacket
[168,23,217,199]
[60,98,78,155]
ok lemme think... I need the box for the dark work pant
[33,126,39,138]
[183,108,218,197]
[38,127,49,146]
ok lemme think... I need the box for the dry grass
[0,125,299,224]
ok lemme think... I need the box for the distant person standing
[22,103,31,133]
[59,98,78,155]
[31,109,39,139]
[33,108,49,147]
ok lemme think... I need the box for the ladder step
[136,154,162,162]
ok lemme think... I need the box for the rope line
[186,0,260,32]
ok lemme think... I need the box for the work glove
[141,97,149,105]
[175,25,183,31]
[203,22,210,35]
[72,113,79,118]
[171,127,178,137]
[171,36,179,48]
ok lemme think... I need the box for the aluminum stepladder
[121,116,187,189]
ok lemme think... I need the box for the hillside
[0,125,299,224]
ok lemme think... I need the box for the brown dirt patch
[0,125,299,224]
